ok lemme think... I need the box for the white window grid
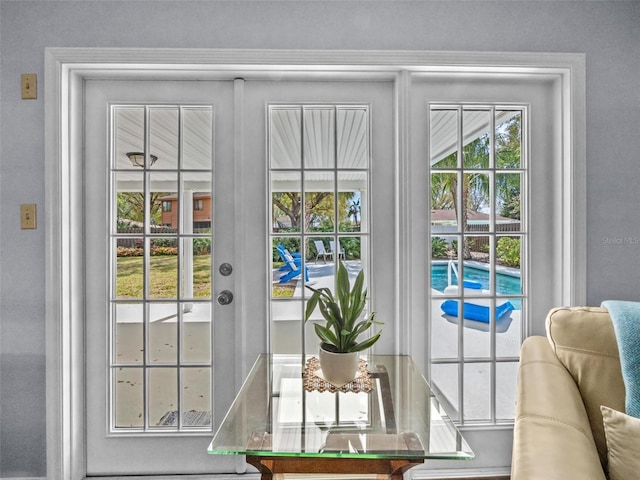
[428,104,528,426]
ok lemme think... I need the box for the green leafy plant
[431,237,448,258]
[497,236,521,268]
[305,261,382,353]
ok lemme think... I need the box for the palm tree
[431,113,522,262]
[431,134,490,260]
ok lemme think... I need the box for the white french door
[83,77,395,475]
[408,73,564,470]
[84,80,243,475]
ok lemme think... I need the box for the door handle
[217,290,234,306]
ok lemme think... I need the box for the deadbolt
[219,262,233,276]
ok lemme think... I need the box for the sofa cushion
[601,405,640,480]
[546,306,626,467]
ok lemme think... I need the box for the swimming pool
[432,263,522,308]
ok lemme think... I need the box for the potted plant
[305,261,382,386]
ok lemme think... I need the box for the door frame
[45,48,585,480]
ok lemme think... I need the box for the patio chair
[276,244,310,284]
[278,250,300,271]
[330,240,346,260]
[313,240,332,263]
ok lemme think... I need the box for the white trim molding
[45,48,585,480]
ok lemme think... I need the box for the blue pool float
[440,299,515,323]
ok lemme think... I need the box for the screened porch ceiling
[113,106,519,193]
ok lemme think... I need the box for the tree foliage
[430,112,522,259]
[272,191,357,231]
[117,192,167,225]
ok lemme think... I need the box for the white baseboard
[410,467,511,479]
[0,470,509,480]
[77,476,261,480]
[1,478,47,480]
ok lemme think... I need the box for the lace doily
[303,357,373,393]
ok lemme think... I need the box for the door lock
[219,262,233,276]
[217,290,234,306]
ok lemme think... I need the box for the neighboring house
[158,192,212,229]
[431,209,520,232]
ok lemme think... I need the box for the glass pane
[113,106,144,170]
[431,295,459,359]
[184,237,212,299]
[430,172,459,230]
[157,193,178,228]
[431,364,459,422]
[463,172,490,232]
[430,109,458,169]
[150,172,178,230]
[496,362,518,420]
[497,312,521,357]
[115,237,144,299]
[463,363,491,421]
[270,107,301,169]
[337,107,368,169]
[462,109,490,169]
[114,171,144,233]
[496,235,522,286]
[309,237,333,264]
[114,367,143,428]
[431,235,458,264]
[271,171,301,234]
[305,172,334,232]
[467,235,490,267]
[149,237,178,299]
[272,237,305,293]
[339,236,363,266]
[182,106,213,170]
[461,241,493,292]
[271,303,304,354]
[114,303,143,364]
[496,172,521,225]
[496,110,522,169]
[149,107,178,169]
[182,171,212,208]
[338,172,366,233]
[149,368,178,427]
[183,303,211,363]
[149,303,178,364]
[182,367,212,427]
[464,304,491,358]
[304,107,335,169]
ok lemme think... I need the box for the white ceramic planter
[318,346,359,387]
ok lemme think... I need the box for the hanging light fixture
[126,152,158,168]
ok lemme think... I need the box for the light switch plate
[21,204,37,229]
[21,74,37,99]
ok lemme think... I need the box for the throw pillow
[601,300,640,417]
[601,405,640,480]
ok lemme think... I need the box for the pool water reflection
[431,263,522,309]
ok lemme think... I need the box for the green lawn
[116,254,212,299]
[116,254,296,299]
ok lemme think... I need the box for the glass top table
[209,354,473,478]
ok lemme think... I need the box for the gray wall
[1,0,638,477]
